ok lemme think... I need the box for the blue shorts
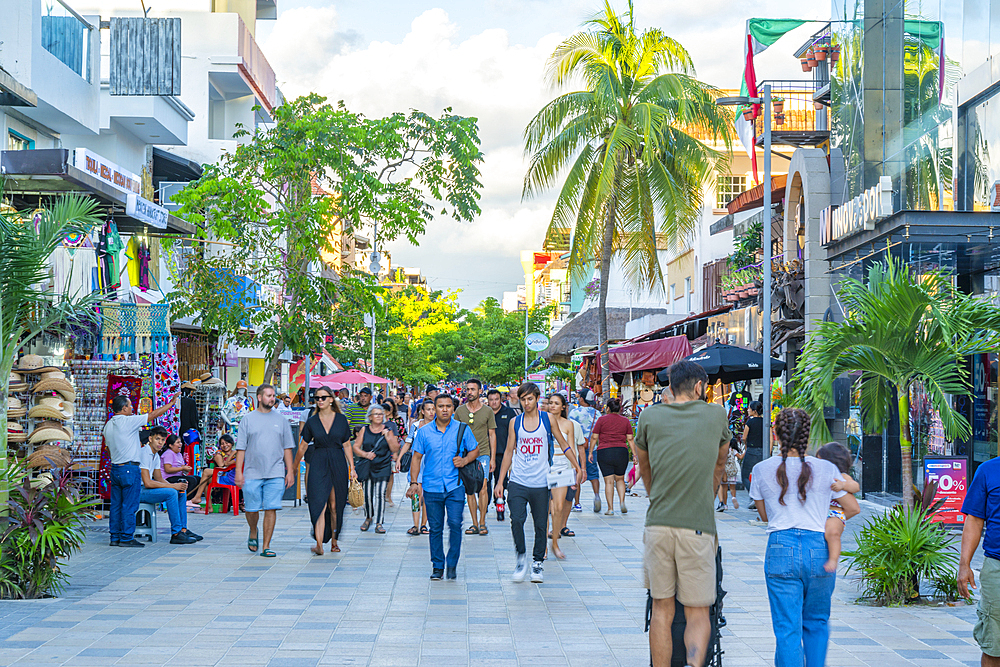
[242,477,284,512]
[585,448,600,481]
[477,454,490,477]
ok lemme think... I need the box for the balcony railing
[751,80,828,145]
[41,0,92,81]
[237,16,277,112]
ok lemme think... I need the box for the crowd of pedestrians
[104,363,880,667]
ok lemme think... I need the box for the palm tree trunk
[898,383,913,509]
[598,203,616,400]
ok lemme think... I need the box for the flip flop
[560,527,575,538]
[479,525,488,536]
[465,525,479,535]
[420,526,429,534]
[247,529,258,552]
[260,549,276,558]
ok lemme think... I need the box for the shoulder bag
[347,477,364,508]
[455,422,484,494]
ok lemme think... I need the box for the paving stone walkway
[0,477,986,666]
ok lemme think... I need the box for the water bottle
[496,496,505,521]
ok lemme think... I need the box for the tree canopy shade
[794,254,1000,507]
[522,0,731,396]
[167,94,484,382]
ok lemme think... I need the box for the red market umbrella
[324,370,392,384]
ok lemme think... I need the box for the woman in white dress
[545,393,585,560]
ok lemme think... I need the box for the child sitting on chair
[815,442,860,573]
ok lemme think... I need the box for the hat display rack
[10,354,76,474]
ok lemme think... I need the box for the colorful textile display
[97,373,144,500]
[153,352,180,434]
[100,302,171,355]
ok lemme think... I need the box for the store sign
[73,148,141,196]
[525,332,550,352]
[924,457,967,524]
[126,194,168,229]
[527,373,546,381]
[820,176,893,246]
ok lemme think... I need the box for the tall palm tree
[522,0,731,396]
[0,193,103,489]
[795,254,1000,508]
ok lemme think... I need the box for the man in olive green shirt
[635,360,731,667]
[455,378,496,534]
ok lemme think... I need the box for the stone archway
[782,148,832,337]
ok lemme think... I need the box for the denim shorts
[242,477,284,512]
[477,454,490,477]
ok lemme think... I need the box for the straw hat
[40,370,66,381]
[29,397,72,419]
[7,422,26,442]
[199,372,213,382]
[27,444,72,470]
[180,381,197,391]
[8,372,27,393]
[15,354,60,374]
[31,378,76,402]
[27,404,70,422]
[7,396,25,418]
[28,425,73,444]
[203,377,225,386]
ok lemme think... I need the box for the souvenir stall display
[176,334,217,382]
[221,380,254,436]
[9,355,76,479]
[97,369,144,499]
[194,379,227,469]
[69,360,141,477]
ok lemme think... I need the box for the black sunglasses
[315,395,333,401]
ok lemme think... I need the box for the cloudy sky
[257,1,826,308]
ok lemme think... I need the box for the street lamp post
[717,85,773,454]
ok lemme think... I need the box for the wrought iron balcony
[751,80,829,148]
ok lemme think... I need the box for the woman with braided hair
[748,408,861,666]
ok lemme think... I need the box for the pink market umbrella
[324,370,392,384]
[310,375,344,388]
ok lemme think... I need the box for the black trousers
[166,475,201,500]
[488,448,508,501]
[508,481,549,562]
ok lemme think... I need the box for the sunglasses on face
[316,395,332,401]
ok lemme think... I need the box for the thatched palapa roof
[543,307,670,364]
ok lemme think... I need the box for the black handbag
[354,428,386,482]
[399,451,412,473]
[455,423,484,494]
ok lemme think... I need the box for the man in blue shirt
[407,393,479,580]
[960,458,1000,665]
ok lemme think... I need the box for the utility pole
[523,306,529,380]
[761,83,773,456]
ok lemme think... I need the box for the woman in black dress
[293,388,354,555]
[741,400,765,494]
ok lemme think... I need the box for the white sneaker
[512,552,529,583]
[621,501,628,514]
[530,560,544,583]
[571,503,582,512]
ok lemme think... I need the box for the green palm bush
[522,0,731,396]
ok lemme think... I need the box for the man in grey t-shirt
[235,384,295,558]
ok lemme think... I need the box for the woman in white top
[398,399,434,535]
[545,393,585,560]
[749,408,861,667]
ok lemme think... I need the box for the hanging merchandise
[194,381,227,468]
[138,239,150,291]
[99,302,171,355]
[222,381,254,436]
[152,352,180,434]
[97,371,144,500]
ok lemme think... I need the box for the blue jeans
[764,529,836,667]
[140,487,188,535]
[424,485,465,569]
[109,464,142,542]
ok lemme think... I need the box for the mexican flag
[736,19,806,184]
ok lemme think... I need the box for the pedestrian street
[0,484,984,667]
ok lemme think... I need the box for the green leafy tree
[522,0,731,397]
[374,287,463,385]
[456,299,551,385]
[0,194,103,488]
[795,255,1000,508]
[168,94,484,382]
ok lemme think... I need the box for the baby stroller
[645,545,726,666]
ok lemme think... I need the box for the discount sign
[924,457,968,525]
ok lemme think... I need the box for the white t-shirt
[750,455,848,533]
[510,413,551,488]
[138,444,161,479]
[103,414,150,464]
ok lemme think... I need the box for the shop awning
[604,336,693,373]
[726,174,787,215]
[0,148,194,235]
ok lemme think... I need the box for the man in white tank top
[494,382,571,583]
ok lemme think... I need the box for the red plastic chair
[204,465,240,516]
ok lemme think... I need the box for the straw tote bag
[347,477,364,508]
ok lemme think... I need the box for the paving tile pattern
[0,479,986,666]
